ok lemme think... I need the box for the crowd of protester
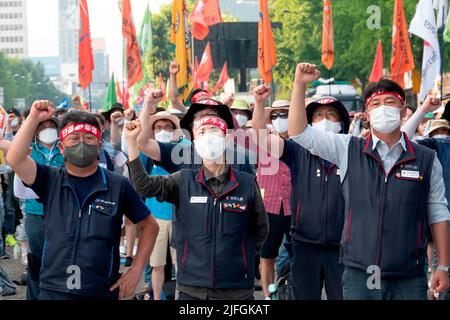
[1,61,450,301]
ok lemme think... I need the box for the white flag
[435,0,449,29]
[409,0,441,102]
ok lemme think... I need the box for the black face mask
[64,142,99,168]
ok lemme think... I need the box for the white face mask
[11,118,19,128]
[155,130,174,143]
[369,105,402,134]
[235,114,248,128]
[271,118,288,134]
[312,119,342,133]
[194,133,227,161]
[38,128,58,145]
[432,134,449,139]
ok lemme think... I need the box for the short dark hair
[363,79,406,105]
[93,113,106,127]
[60,111,101,131]
[54,108,68,117]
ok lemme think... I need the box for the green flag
[134,3,153,92]
[445,11,450,42]
[103,73,117,111]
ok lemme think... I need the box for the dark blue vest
[343,134,434,277]
[40,167,127,297]
[174,167,256,289]
[284,141,345,246]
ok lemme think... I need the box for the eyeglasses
[154,125,175,132]
[270,111,288,120]
[312,110,339,121]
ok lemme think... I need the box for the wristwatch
[437,265,449,272]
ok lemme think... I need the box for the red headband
[60,122,101,141]
[190,91,210,104]
[365,90,405,106]
[193,116,228,136]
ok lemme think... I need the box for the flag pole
[88,84,92,112]
[440,4,445,98]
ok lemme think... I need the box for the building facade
[0,0,28,58]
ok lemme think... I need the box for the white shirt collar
[371,131,407,152]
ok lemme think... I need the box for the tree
[0,53,67,110]
[270,0,450,97]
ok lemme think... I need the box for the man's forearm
[133,217,158,272]
[137,104,153,146]
[402,107,425,139]
[7,117,38,165]
[110,123,121,146]
[288,82,308,137]
[431,221,449,266]
[169,75,186,112]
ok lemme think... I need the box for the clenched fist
[124,120,142,142]
[254,85,272,104]
[29,100,54,123]
[294,63,321,85]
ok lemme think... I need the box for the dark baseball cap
[7,108,20,116]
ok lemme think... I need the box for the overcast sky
[27,0,172,81]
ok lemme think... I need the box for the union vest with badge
[39,166,127,297]
[343,134,434,277]
[174,166,257,289]
[283,140,345,246]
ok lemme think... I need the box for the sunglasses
[270,111,288,120]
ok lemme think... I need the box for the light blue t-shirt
[144,164,174,221]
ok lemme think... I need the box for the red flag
[212,62,229,94]
[193,56,201,89]
[115,80,123,103]
[369,39,384,82]
[321,0,334,70]
[258,0,277,84]
[197,42,213,83]
[122,84,130,109]
[121,0,143,87]
[159,73,167,103]
[390,0,414,88]
[83,101,89,111]
[190,0,222,40]
[78,0,94,90]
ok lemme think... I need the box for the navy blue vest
[174,167,256,289]
[285,141,345,246]
[343,134,434,277]
[40,167,126,297]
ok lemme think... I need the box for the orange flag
[121,0,143,87]
[190,0,222,40]
[212,62,229,94]
[197,42,213,83]
[321,0,334,70]
[369,39,384,82]
[258,0,277,84]
[115,79,123,103]
[78,0,94,90]
[390,0,414,88]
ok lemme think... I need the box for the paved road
[1,246,265,300]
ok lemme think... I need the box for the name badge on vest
[190,196,208,204]
[396,170,422,181]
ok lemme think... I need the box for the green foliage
[0,53,67,109]
[270,0,450,95]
